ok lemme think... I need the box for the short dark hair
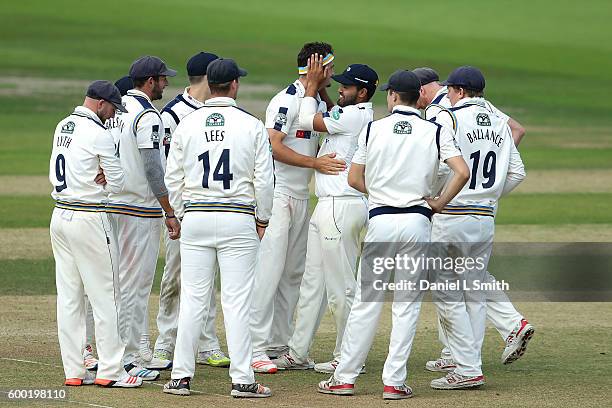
[297,42,333,69]
[449,85,483,98]
[357,85,376,102]
[188,75,206,85]
[394,89,420,105]
[132,76,159,88]
[208,80,233,95]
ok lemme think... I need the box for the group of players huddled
[49,41,534,399]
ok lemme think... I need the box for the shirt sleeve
[253,120,274,225]
[352,121,371,165]
[502,129,526,196]
[426,105,457,135]
[164,121,185,218]
[265,94,297,135]
[322,106,359,136]
[485,100,509,123]
[161,110,178,159]
[438,125,462,162]
[94,129,124,194]
[134,111,162,149]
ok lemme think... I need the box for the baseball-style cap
[129,56,177,79]
[412,67,439,86]
[187,52,219,76]
[114,76,133,96]
[379,70,421,92]
[206,58,248,84]
[441,66,485,91]
[332,64,379,91]
[86,80,128,112]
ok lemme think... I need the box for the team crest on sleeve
[61,121,75,134]
[331,106,342,120]
[476,113,491,126]
[393,121,412,134]
[151,125,160,143]
[206,113,225,127]
[274,112,287,127]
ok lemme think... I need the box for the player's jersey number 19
[468,150,496,190]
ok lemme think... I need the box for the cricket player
[50,80,141,388]
[163,58,274,398]
[152,51,230,368]
[106,56,181,381]
[273,57,376,372]
[82,75,135,373]
[412,67,535,370]
[317,70,469,399]
[250,42,345,374]
[426,66,527,389]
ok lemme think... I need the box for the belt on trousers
[439,204,495,217]
[369,205,433,220]
[184,201,255,217]
[55,200,106,213]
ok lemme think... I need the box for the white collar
[391,105,421,115]
[183,87,205,108]
[127,89,151,101]
[204,96,237,107]
[73,106,103,125]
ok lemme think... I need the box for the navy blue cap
[86,80,127,112]
[187,52,219,76]
[412,67,439,86]
[332,64,379,90]
[379,70,421,92]
[114,76,133,96]
[441,66,485,91]
[129,56,177,79]
[206,58,248,84]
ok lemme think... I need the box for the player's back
[172,99,265,209]
[448,98,516,210]
[363,107,443,211]
[50,106,112,205]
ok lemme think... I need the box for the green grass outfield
[1,1,611,407]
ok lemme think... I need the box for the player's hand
[94,170,107,186]
[306,54,328,89]
[424,197,445,213]
[314,153,346,175]
[256,225,266,240]
[166,216,181,240]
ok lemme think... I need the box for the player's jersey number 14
[198,149,233,190]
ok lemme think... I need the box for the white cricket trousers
[250,193,309,358]
[288,196,368,362]
[172,212,258,384]
[51,209,125,381]
[334,213,430,386]
[154,232,220,354]
[108,213,161,365]
[430,214,494,376]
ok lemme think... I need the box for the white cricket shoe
[83,344,98,371]
[430,372,485,390]
[251,355,277,374]
[266,346,289,359]
[124,363,160,381]
[65,370,96,386]
[314,359,365,374]
[383,384,413,400]
[95,373,142,388]
[502,318,535,364]
[163,378,190,396]
[143,349,172,370]
[317,376,354,396]
[197,349,230,367]
[231,382,272,398]
[273,353,313,370]
[425,357,457,372]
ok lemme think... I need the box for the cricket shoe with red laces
[383,384,413,400]
[502,318,535,364]
[425,357,457,372]
[431,372,485,390]
[318,376,354,396]
[251,356,277,374]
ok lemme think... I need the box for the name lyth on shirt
[466,129,504,147]
[57,134,72,148]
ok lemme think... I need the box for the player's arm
[424,127,469,212]
[164,122,186,220]
[348,123,369,193]
[95,129,124,194]
[253,121,275,239]
[136,112,180,239]
[508,117,526,146]
[501,127,527,196]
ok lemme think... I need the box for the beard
[151,82,164,100]
[337,92,357,107]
